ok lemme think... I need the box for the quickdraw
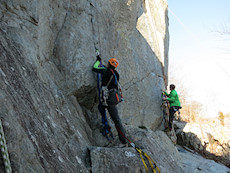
[162,92,170,109]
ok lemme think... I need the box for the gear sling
[104,69,123,105]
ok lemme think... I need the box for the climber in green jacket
[162,84,181,131]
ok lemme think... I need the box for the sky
[167,0,230,117]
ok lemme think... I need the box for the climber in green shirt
[162,84,181,131]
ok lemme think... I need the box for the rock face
[175,121,230,168]
[177,145,230,173]
[0,0,173,172]
[89,128,184,173]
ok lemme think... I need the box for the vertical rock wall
[0,0,175,172]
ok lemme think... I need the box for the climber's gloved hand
[97,55,101,61]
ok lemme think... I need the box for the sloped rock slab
[89,147,146,173]
[89,128,185,173]
[177,145,230,173]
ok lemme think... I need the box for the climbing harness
[117,128,160,173]
[104,69,123,105]
[109,69,123,103]
[0,119,12,173]
[95,49,114,141]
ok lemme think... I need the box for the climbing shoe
[115,143,129,148]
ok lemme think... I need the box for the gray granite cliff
[0,0,184,172]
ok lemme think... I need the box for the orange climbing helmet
[108,58,119,68]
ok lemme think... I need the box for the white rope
[168,7,201,44]
[0,119,12,173]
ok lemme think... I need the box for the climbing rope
[92,1,107,57]
[161,92,170,129]
[117,128,160,173]
[136,148,161,173]
[95,49,114,141]
[0,119,12,173]
[94,2,102,55]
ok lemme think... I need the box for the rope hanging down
[0,119,12,173]
[96,49,114,141]
[117,128,161,173]
[162,92,170,129]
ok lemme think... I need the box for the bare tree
[213,22,230,35]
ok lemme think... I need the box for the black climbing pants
[169,106,179,130]
[107,104,126,144]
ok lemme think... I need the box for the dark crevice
[85,148,92,173]
[123,71,164,91]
